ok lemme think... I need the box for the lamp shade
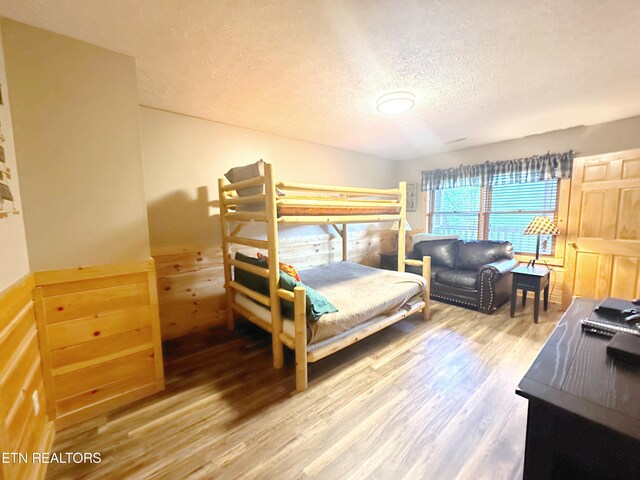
[523,217,559,236]
[390,220,411,231]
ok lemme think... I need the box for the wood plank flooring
[47,300,560,480]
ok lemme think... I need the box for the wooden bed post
[422,256,431,321]
[294,286,308,391]
[398,181,407,272]
[218,178,235,330]
[264,163,284,369]
[342,223,348,261]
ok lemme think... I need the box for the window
[486,179,559,255]
[427,178,560,255]
[431,185,481,242]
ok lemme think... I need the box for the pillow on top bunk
[224,160,285,211]
[225,160,265,212]
[233,252,337,321]
[225,160,265,197]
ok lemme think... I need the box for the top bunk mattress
[277,205,400,216]
[299,262,426,344]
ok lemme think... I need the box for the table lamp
[390,220,411,231]
[523,217,559,267]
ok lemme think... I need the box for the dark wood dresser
[516,298,640,479]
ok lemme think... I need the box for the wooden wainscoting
[154,229,397,340]
[0,274,55,480]
[32,260,164,430]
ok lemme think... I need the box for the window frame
[423,178,571,267]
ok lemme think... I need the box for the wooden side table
[510,265,550,323]
[379,251,398,271]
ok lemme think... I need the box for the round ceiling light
[376,91,415,114]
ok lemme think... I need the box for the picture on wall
[0,115,19,219]
[406,183,417,212]
[0,145,17,218]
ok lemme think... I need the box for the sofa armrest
[478,258,518,314]
[480,258,519,277]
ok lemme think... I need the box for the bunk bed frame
[217,163,431,391]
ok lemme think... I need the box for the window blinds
[432,185,481,242]
[484,179,559,254]
[430,178,559,255]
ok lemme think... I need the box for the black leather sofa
[406,239,519,314]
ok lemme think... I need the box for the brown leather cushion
[455,241,513,271]
[435,269,478,290]
[414,240,460,269]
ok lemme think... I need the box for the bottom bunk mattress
[235,261,427,345]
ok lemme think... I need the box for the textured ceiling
[1,0,639,160]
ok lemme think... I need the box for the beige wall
[2,19,150,271]
[0,22,29,291]
[399,115,640,227]
[140,106,398,255]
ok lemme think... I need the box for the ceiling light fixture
[376,91,415,114]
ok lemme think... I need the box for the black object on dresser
[607,333,640,365]
[510,265,550,323]
[517,298,640,480]
[405,239,518,313]
[379,251,398,271]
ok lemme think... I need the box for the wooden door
[562,149,640,308]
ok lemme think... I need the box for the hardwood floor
[47,300,560,480]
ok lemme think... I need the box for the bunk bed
[217,161,431,391]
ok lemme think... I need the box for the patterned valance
[421,151,573,191]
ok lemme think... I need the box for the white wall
[140,106,398,255]
[0,22,29,291]
[398,115,640,227]
[2,19,151,271]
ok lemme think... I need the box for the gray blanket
[299,262,427,344]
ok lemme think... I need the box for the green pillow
[279,271,338,321]
[234,253,337,321]
[233,252,269,295]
